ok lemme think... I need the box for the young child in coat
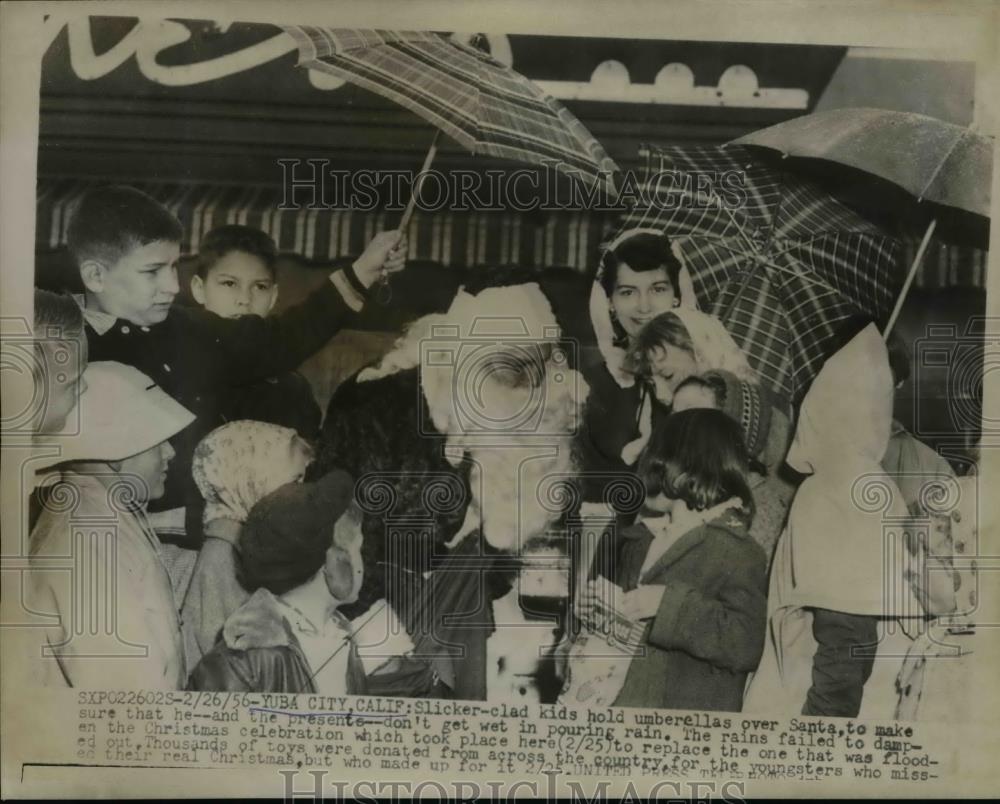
[28,362,195,689]
[189,472,420,695]
[191,225,322,440]
[744,324,929,719]
[565,408,767,712]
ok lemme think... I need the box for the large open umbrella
[282,26,620,201]
[615,143,901,400]
[732,108,992,336]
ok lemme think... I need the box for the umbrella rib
[918,128,966,201]
[714,197,762,254]
[703,241,837,294]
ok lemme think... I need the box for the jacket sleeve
[28,521,181,690]
[645,537,767,672]
[197,265,367,385]
[801,608,878,718]
[188,646,257,692]
[181,539,250,657]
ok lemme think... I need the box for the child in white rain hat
[28,361,195,690]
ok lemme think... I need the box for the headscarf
[238,470,355,595]
[192,420,310,525]
[668,307,757,384]
[620,308,757,465]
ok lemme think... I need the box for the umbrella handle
[883,218,937,340]
[374,131,442,305]
[400,129,442,232]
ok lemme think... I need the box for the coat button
[121,325,130,334]
[163,363,172,373]
[141,326,150,333]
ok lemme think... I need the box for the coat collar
[222,588,356,652]
[222,588,298,650]
[73,293,118,336]
[628,506,750,585]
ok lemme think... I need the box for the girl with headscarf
[181,421,314,669]
[618,306,758,465]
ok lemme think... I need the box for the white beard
[357,283,590,552]
[440,366,586,552]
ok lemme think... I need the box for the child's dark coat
[605,511,768,712]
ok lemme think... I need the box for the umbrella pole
[883,218,937,339]
[400,129,443,233]
[373,131,442,305]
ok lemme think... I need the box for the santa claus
[311,269,592,701]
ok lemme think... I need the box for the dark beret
[238,469,355,595]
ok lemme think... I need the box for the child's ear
[190,274,206,306]
[79,260,105,293]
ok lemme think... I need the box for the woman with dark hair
[564,408,768,712]
[578,231,685,502]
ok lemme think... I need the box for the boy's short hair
[639,408,755,522]
[599,233,682,297]
[66,186,183,267]
[33,289,85,379]
[197,225,278,280]
[34,288,83,340]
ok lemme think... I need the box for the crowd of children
[24,186,973,718]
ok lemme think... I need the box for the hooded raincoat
[743,324,924,719]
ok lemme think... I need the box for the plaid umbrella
[283,27,619,192]
[616,143,901,400]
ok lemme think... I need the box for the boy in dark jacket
[580,408,767,712]
[66,185,405,526]
[190,224,322,440]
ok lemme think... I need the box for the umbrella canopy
[616,143,901,400]
[732,107,992,217]
[283,26,619,192]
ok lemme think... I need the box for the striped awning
[36,178,988,288]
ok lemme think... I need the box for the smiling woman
[600,233,682,339]
[577,232,685,499]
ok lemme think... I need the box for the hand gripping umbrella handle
[883,218,937,340]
